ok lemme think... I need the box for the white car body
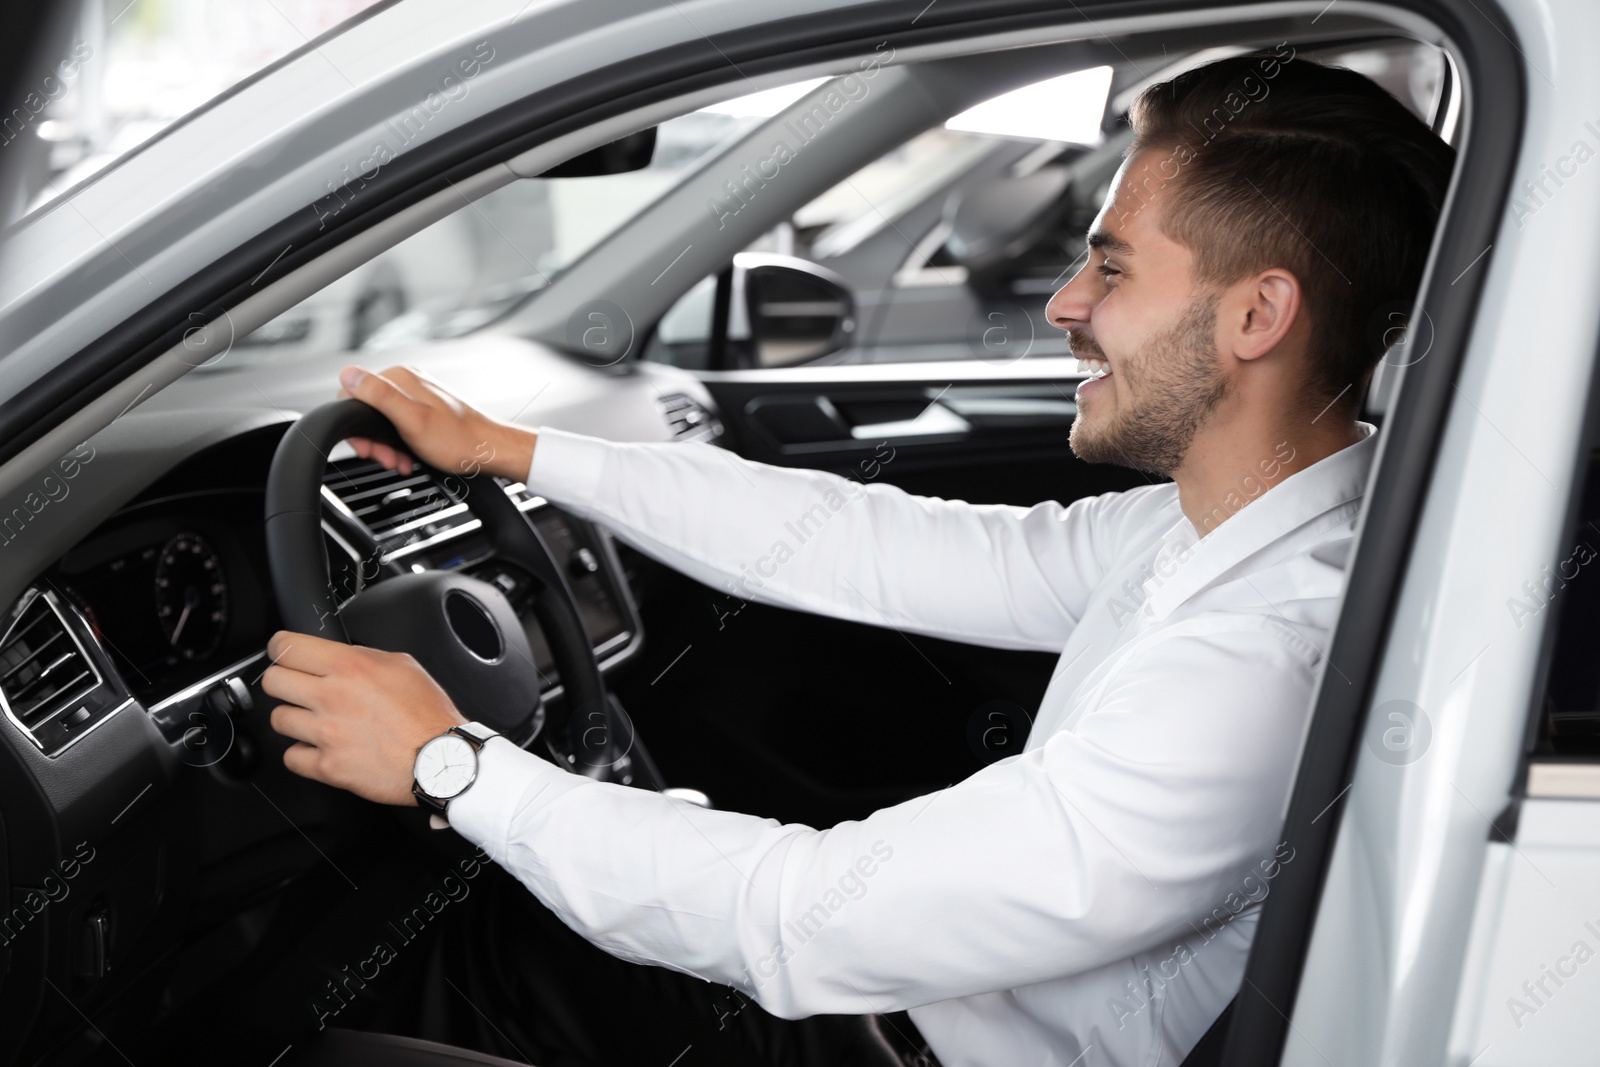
[0,2,1594,1065]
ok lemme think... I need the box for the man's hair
[1124,48,1456,416]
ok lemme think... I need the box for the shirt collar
[1139,423,1378,621]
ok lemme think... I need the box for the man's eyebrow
[1086,229,1134,255]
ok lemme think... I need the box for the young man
[264,52,1454,1067]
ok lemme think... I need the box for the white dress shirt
[448,422,1378,1067]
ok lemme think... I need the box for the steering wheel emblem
[445,589,503,662]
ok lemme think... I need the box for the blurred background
[4,4,1443,372]
[8,0,387,219]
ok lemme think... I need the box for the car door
[0,3,1527,1062]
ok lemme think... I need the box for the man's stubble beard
[1068,292,1229,476]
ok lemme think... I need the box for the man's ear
[1223,268,1302,362]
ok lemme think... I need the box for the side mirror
[647,253,857,370]
[721,253,856,369]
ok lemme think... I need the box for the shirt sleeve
[445,616,1321,1018]
[522,426,1143,653]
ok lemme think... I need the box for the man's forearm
[331,364,1094,650]
[485,421,536,483]
[518,427,1089,652]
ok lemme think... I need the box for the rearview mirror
[535,127,658,178]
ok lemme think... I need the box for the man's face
[1045,148,1230,475]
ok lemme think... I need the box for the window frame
[1220,6,1526,1064]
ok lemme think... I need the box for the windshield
[12,0,390,222]
[222,78,824,359]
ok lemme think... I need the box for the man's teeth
[1075,357,1111,376]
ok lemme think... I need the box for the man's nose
[1045,267,1093,332]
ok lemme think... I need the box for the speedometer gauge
[154,532,229,662]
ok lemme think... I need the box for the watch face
[415,734,477,800]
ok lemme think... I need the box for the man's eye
[1095,264,1121,280]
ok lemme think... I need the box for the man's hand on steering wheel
[262,629,468,805]
[261,368,613,795]
[336,363,536,482]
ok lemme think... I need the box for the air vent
[323,459,544,553]
[323,458,459,544]
[0,590,107,752]
[656,392,723,443]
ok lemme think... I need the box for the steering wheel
[262,399,629,777]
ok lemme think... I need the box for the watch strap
[451,721,499,747]
[413,779,449,815]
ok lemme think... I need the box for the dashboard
[31,484,637,717]
[0,310,717,1065]
[0,344,715,1065]
[1,418,644,761]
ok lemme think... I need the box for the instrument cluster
[42,491,276,705]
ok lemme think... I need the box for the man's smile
[1068,328,1113,394]
[1072,343,1113,400]
[1075,370,1112,402]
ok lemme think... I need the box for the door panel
[701,356,1149,505]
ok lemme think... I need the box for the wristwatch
[412,721,499,826]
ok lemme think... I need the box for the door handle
[941,395,1076,429]
[849,402,971,439]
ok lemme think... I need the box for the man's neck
[1173,414,1364,538]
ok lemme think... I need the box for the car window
[641,42,1446,373]
[15,0,390,219]
[643,66,1116,370]
[1530,441,1600,760]
[1312,39,1445,124]
[216,84,815,362]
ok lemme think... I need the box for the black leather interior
[286,1028,533,1066]
[1178,996,1234,1067]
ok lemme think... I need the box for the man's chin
[1069,414,1163,473]
[1067,415,1107,464]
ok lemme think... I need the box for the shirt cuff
[446,731,593,862]
[525,426,613,504]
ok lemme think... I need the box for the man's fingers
[269,703,325,746]
[402,364,446,392]
[339,365,422,427]
[339,364,433,472]
[282,741,325,782]
[260,663,326,711]
[372,442,415,474]
[342,435,417,474]
[265,629,352,676]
